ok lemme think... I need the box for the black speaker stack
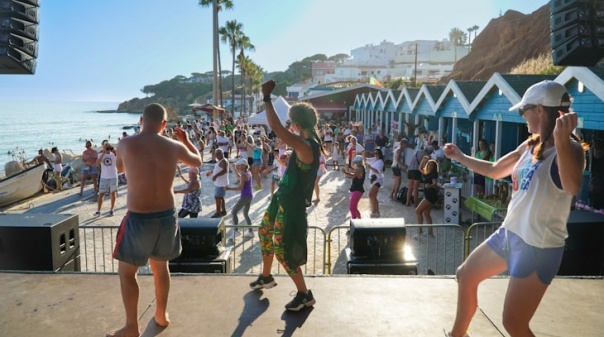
[0,0,39,74]
[346,219,418,275]
[0,213,80,272]
[169,217,231,273]
[551,0,604,66]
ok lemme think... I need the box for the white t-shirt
[216,135,229,153]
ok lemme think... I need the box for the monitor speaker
[0,0,39,74]
[349,218,406,261]
[171,217,225,262]
[0,213,80,272]
[550,0,604,66]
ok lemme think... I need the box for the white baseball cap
[235,158,249,167]
[509,80,571,111]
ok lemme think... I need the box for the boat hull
[0,164,46,207]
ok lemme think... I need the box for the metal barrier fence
[77,222,500,276]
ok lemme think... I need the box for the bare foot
[106,326,140,337]
[154,312,170,327]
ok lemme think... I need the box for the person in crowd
[414,157,439,239]
[473,138,492,198]
[323,125,334,154]
[443,81,586,337]
[405,146,425,207]
[249,80,324,312]
[107,103,201,337]
[430,140,445,164]
[94,144,118,216]
[366,148,385,217]
[390,138,408,200]
[261,136,272,178]
[344,154,365,219]
[251,137,264,190]
[33,148,51,167]
[312,152,328,204]
[245,134,255,167]
[79,140,99,196]
[206,126,217,163]
[374,129,389,150]
[206,148,229,218]
[174,166,201,218]
[51,146,63,191]
[225,158,255,240]
[346,135,364,168]
[331,142,341,171]
[216,130,230,160]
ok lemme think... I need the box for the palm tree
[467,27,474,44]
[219,20,243,116]
[236,35,255,117]
[199,0,234,107]
[472,25,480,43]
[449,27,467,63]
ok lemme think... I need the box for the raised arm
[175,127,202,167]
[553,111,585,195]
[261,80,313,164]
[443,142,524,180]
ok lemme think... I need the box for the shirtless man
[106,103,202,337]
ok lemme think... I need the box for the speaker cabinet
[169,246,232,274]
[558,211,604,276]
[550,0,604,66]
[0,213,80,271]
[350,218,406,261]
[345,248,418,275]
[0,0,39,74]
[172,217,224,262]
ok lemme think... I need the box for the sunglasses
[519,104,536,117]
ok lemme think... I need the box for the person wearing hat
[174,166,201,218]
[344,154,366,219]
[225,159,254,239]
[443,80,586,337]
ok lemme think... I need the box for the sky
[0,0,547,103]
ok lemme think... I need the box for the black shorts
[473,174,486,186]
[408,169,421,180]
[424,188,439,204]
[392,166,401,177]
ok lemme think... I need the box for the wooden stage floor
[0,272,602,337]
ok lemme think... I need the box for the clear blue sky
[0,0,546,103]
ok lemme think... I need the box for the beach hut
[435,80,485,155]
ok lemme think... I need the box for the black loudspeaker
[558,211,604,276]
[350,218,406,261]
[169,246,232,273]
[345,248,418,275]
[0,0,39,74]
[550,0,604,66]
[0,213,80,271]
[171,217,224,262]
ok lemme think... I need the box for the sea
[0,100,141,176]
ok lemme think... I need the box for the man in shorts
[106,103,202,337]
[206,148,229,218]
[94,144,118,216]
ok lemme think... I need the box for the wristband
[263,96,271,103]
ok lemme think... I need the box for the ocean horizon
[0,100,142,175]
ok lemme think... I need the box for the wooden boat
[0,163,46,207]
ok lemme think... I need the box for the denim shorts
[486,227,564,285]
[214,185,226,197]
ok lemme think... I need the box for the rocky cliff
[443,4,551,82]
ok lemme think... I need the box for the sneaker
[412,234,419,241]
[221,211,227,216]
[93,211,100,217]
[108,210,114,217]
[249,274,277,290]
[285,290,316,311]
[253,185,262,191]
[243,229,254,238]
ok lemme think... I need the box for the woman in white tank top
[442,81,586,337]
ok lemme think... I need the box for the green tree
[237,34,255,117]
[219,20,244,115]
[471,25,479,43]
[327,53,350,64]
